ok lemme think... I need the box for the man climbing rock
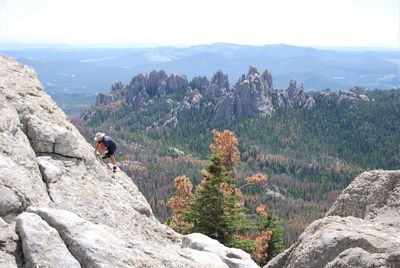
[94,132,118,172]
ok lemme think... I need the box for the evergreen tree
[251,205,285,265]
[260,213,285,262]
[186,151,245,244]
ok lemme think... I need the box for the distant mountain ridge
[2,43,398,98]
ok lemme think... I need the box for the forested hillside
[75,69,400,247]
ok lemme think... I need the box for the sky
[0,0,398,48]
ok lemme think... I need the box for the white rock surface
[265,170,400,268]
[325,247,387,268]
[183,233,259,268]
[327,170,400,225]
[28,207,195,268]
[0,92,51,220]
[16,212,81,268]
[0,221,20,268]
[0,54,260,267]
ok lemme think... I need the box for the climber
[94,132,118,173]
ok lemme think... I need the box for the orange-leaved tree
[210,129,240,171]
[255,204,268,216]
[239,173,268,189]
[252,230,273,264]
[167,175,194,234]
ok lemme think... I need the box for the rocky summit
[265,170,400,268]
[0,54,259,268]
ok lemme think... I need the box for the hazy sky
[0,0,398,47]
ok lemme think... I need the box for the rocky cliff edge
[0,54,259,268]
[265,170,400,268]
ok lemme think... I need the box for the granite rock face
[0,219,21,268]
[212,66,275,124]
[265,170,400,268]
[93,66,369,127]
[327,170,400,223]
[178,89,203,121]
[0,57,53,221]
[207,70,230,100]
[0,55,259,267]
[26,207,190,268]
[16,212,81,268]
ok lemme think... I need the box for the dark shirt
[98,136,117,151]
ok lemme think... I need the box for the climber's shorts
[104,146,116,158]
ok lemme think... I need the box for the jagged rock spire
[211,70,229,90]
[247,65,259,78]
[261,69,273,89]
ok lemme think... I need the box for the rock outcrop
[279,79,316,109]
[207,70,230,100]
[265,170,400,268]
[230,66,275,120]
[0,55,259,267]
[92,66,369,128]
[318,87,370,110]
[212,67,318,124]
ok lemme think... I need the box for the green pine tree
[186,150,245,245]
[259,213,285,263]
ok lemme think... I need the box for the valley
[74,66,400,247]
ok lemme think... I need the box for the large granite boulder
[182,233,259,268]
[16,212,81,268]
[265,170,400,268]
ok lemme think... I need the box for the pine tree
[263,213,285,262]
[186,151,245,244]
[253,205,285,265]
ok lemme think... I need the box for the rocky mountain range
[1,55,399,268]
[91,66,370,127]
